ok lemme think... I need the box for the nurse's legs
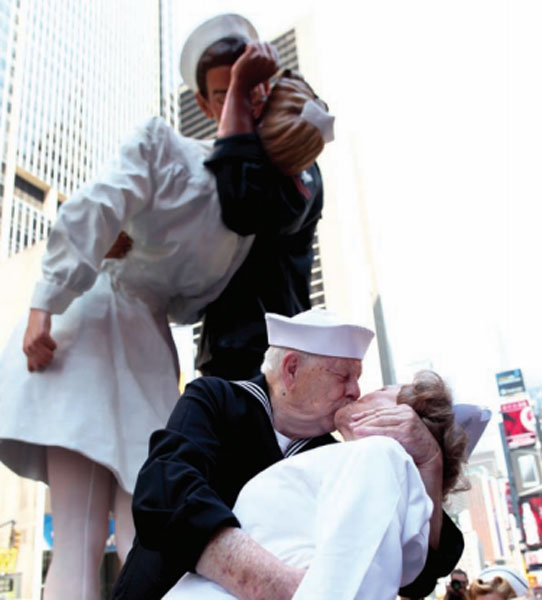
[44,447,112,600]
[112,484,135,563]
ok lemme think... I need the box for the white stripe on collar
[232,380,273,421]
[232,380,314,458]
[285,438,313,457]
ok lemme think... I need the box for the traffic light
[9,527,21,549]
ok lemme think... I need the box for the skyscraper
[0,0,178,258]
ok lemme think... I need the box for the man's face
[334,386,400,437]
[195,65,269,124]
[288,355,362,436]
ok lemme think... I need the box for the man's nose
[346,377,360,400]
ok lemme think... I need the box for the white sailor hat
[180,14,259,92]
[478,566,529,596]
[265,309,374,360]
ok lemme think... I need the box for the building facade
[0,0,177,259]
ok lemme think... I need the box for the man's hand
[104,230,133,259]
[196,527,304,600]
[217,42,279,137]
[23,309,57,372]
[347,404,444,548]
[347,403,441,467]
[230,42,279,94]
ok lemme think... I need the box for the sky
[171,1,542,453]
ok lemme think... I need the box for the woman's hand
[23,309,57,372]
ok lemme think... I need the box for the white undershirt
[274,429,292,454]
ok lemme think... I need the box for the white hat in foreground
[478,566,529,596]
[265,309,374,360]
[180,13,259,92]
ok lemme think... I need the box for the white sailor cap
[180,14,259,92]
[478,566,529,596]
[265,309,374,360]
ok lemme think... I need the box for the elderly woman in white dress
[0,23,334,599]
[164,370,468,600]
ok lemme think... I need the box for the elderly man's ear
[280,351,301,390]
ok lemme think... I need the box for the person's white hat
[265,309,374,360]
[478,566,529,596]
[180,14,259,92]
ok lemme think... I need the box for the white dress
[0,117,254,492]
[164,436,433,600]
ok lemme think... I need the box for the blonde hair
[257,70,329,175]
[467,577,517,599]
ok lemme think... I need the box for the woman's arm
[24,231,134,371]
[23,119,166,370]
[23,309,55,371]
[30,118,161,316]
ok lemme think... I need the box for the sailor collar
[232,378,313,458]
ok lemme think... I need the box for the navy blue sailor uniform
[112,375,464,600]
[195,132,323,379]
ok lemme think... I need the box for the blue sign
[43,514,116,552]
[496,369,525,397]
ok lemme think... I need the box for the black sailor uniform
[112,375,464,599]
[195,133,324,379]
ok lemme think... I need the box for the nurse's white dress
[164,436,433,600]
[0,117,253,492]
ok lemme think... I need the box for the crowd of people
[0,10,517,600]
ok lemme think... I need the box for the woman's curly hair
[397,370,469,500]
[257,69,330,175]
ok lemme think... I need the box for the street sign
[0,548,17,574]
[496,369,526,397]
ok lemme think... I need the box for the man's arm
[206,136,323,236]
[132,380,241,563]
[196,527,304,600]
[217,42,278,138]
[205,42,321,237]
[132,378,304,598]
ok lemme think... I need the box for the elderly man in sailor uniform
[113,309,464,600]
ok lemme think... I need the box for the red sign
[521,497,542,548]
[500,398,536,448]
